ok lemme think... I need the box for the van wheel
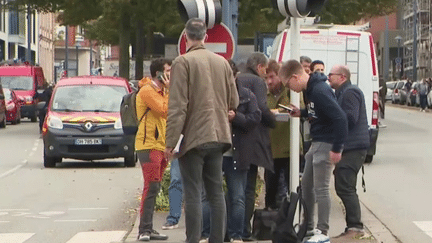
[124,153,137,167]
[365,155,373,163]
[44,150,61,168]
[30,116,37,122]
[0,118,6,128]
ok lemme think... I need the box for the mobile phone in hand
[278,104,294,112]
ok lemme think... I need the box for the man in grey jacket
[328,65,370,242]
[164,18,239,243]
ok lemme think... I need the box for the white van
[271,24,379,163]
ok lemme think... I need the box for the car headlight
[47,116,63,129]
[114,119,122,130]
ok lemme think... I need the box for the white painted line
[25,215,50,219]
[414,221,432,238]
[0,212,9,216]
[32,147,37,151]
[0,221,10,223]
[66,231,126,243]
[0,160,28,180]
[54,219,97,222]
[0,209,30,211]
[39,211,65,216]
[0,233,35,243]
[68,208,109,211]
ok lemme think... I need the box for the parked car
[0,83,6,128]
[41,76,136,168]
[386,81,397,101]
[3,88,22,124]
[392,80,408,104]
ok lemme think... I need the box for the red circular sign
[178,23,235,60]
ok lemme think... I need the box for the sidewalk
[118,181,398,243]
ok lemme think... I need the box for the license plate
[75,138,102,145]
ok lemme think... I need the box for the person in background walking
[327,65,370,242]
[237,52,276,241]
[418,78,429,112]
[279,60,348,243]
[165,18,239,243]
[135,58,171,241]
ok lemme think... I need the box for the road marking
[68,207,109,211]
[0,209,30,211]
[414,221,432,238]
[0,212,8,216]
[0,221,10,223]
[0,160,28,180]
[32,147,37,151]
[39,211,65,216]
[66,231,126,243]
[0,233,35,243]
[54,219,97,222]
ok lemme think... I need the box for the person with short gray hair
[165,18,239,243]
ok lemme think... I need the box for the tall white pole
[289,17,300,193]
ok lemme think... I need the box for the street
[359,104,432,243]
[0,121,142,243]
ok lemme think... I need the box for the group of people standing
[133,17,372,243]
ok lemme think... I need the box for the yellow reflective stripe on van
[69,117,86,122]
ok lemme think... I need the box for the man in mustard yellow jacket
[135,58,171,241]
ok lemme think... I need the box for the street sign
[178,23,235,60]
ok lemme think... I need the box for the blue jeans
[223,157,248,239]
[166,159,183,225]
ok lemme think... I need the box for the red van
[41,76,136,168]
[0,64,46,122]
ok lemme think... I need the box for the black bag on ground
[252,208,279,240]
[271,187,308,243]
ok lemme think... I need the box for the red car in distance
[3,88,22,124]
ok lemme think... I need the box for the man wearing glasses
[278,60,348,243]
[328,65,370,242]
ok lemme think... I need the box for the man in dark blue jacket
[279,60,348,243]
[328,65,370,242]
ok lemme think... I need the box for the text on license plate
[75,138,102,145]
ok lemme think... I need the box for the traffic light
[177,0,222,29]
[271,0,326,18]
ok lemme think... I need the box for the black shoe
[150,229,168,240]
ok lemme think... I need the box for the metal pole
[384,16,389,82]
[398,40,401,79]
[90,41,93,75]
[289,17,300,193]
[65,26,69,77]
[26,5,31,63]
[413,0,418,81]
[76,45,79,76]
[222,0,238,60]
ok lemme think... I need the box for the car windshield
[51,85,128,112]
[3,89,11,100]
[0,76,33,90]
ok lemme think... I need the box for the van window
[0,76,33,90]
[51,85,127,113]
[3,89,11,100]
[386,82,396,89]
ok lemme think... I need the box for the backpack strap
[139,107,150,124]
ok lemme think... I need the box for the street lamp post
[395,35,402,80]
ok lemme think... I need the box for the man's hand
[288,105,301,117]
[329,151,342,164]
[164,147,175,161]
[228,110,236,121]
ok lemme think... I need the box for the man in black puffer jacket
[328,65,370,242]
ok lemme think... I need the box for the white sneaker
[305,229,330,243]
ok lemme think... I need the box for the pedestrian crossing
[0,231,126,243]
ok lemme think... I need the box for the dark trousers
[264,158,289,209]
[334,149,367,230]
[38,109,46,132]
[242,164,258,238]
[138,150,169,234]
[420,94,428,110]
[179,145,226,243]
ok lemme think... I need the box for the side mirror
[37,101,46,110]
